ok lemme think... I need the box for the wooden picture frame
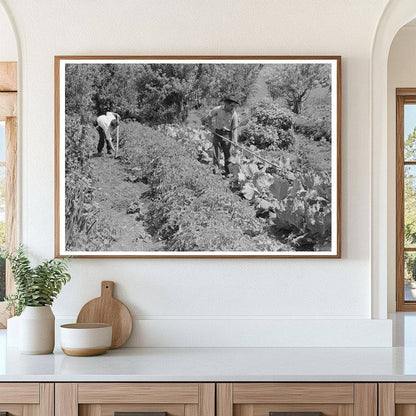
[55,56,341,258]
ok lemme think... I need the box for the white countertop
[2,328,416,382]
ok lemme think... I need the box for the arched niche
[372,0,416,319]
[0,2,17,61]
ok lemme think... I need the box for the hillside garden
[64,62,333,252]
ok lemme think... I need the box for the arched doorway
[371,0,416,319]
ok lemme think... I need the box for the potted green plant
[2,245,71,354]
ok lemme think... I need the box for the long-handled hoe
[214,130,281,171]
[115,124,120,159]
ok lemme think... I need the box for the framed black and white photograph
[55,56,341,258]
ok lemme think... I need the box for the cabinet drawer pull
[270,413,324,416]
[115,412,167,416]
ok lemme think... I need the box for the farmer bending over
[206,96,239,175]
[95,111,120,156]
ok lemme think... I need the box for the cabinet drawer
[0,383,53,416]
[217,383,376,416]
[56,383,215,416]
[78,383,200,404]
[0,383,39,403]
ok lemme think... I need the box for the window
[0,62,17,327]
[396,89,416,310]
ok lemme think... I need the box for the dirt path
[89,155,164,252]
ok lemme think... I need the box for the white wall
[0,3,16,61]
[0,0,393,346]
[387,25,416,312]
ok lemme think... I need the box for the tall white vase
[6,315,20,347]
[19,306,55,354]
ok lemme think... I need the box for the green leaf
[5,245,71,315]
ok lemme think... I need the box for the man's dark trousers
[97,126,112,154]
[213,130,232,174]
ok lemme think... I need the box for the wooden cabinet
[55,383,215,416]
[0,381,387,416]
[379,383,416,416]
[217,383,377,416]
[0,383,53,416]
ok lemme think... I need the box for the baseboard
[56,317,392,347]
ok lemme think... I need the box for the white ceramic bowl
[60,323,112,356]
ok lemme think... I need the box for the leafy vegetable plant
[159,121,332,251]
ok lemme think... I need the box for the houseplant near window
[2,245,71,354]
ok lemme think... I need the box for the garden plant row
[122,122,287,252]
[158,106,332,251]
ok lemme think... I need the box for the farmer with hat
[95,111,120,156]
[206,96,240,175]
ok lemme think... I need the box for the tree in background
[92,64,140,119]
[133,64,199,124]
[65,63,262,125]
[65,64,98,121]
[405,253,416,282]
[404,128,416,249]
[264,63,331,114]
[66,64,142,121]
[194,64,261,107]
[405,126,416,161]
[405,167,416,247]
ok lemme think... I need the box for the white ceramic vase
[6,315,20,347]
[19,305,55,354]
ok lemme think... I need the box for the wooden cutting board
[76,281,133,349]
